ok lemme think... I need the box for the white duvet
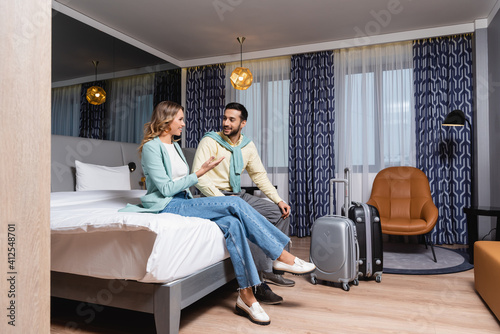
[51,190,229,283]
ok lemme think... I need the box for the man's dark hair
[225,102,248,121]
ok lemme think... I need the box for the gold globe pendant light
[230,37,253,90]
[86,60,106,105]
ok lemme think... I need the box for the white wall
[475,24,495,240]
[487,8,500,239]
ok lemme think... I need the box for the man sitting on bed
[192,102,294,305]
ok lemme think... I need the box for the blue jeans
[161,192,290,289]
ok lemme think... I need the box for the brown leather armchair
[367,166,439,262]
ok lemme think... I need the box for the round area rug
[383,243,474,275]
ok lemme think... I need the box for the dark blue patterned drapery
[289,51,335,237]
[153,69,182,107]
[185,64,226,148]
[413,34,473,245]
[79,81,107,139]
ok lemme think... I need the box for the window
[344,68,413,171]
[382,68,413,167]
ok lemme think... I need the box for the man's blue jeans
[161,192,290,289]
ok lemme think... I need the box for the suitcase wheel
[375,275,382,283]
[353,279,359,286]
[310,274,318,285]
[342,283,350,291]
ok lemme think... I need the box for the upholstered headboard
[51,135,197,192]
[51,135,143,192]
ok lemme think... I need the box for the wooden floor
[51,237,500,334]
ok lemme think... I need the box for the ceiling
[52,0,499,84]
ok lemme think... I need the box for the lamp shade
[86,85,106,105]
[230,67,253,90]
[442,109,466,126]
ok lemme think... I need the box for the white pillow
[75,160,131,191]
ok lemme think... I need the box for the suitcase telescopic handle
[329,180,348,216]
[330,168,351,216]
[344,167,351,208]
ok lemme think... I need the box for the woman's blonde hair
[139,101,184,153]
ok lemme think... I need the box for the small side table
[464,206,500,264]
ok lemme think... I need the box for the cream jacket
[192,132,283,204]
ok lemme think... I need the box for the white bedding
[51,190,229,283]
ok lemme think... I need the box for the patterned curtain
[289,51,335,237]
[413,34,473,245]
[79,81,107,139]
[153,69,182,107]
[185,64,226,148]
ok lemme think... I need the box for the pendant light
[230,37,253,90]
[86,60,106,105]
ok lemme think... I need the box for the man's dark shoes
[254,282,283,305]
[262,272,295,287]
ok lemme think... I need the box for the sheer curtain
[334,42,415,209]
[51,84,81,136]
[106,74,154,144]
[225,56,291,201]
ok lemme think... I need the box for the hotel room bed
[50,135,235,334]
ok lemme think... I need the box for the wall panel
[0,1,51,333]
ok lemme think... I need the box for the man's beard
[223,127,240,138]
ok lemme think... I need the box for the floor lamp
[442,109,474,206]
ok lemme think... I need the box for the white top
[163,143,188,181]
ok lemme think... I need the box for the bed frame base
[51,258,235,334]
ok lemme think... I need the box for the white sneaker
[235,295,270,325]
[273,257,316,275]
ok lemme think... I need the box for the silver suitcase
[309,173,359,291]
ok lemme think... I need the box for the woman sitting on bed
[120,101,315,326]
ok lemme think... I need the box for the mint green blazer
[120,137,197,213]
